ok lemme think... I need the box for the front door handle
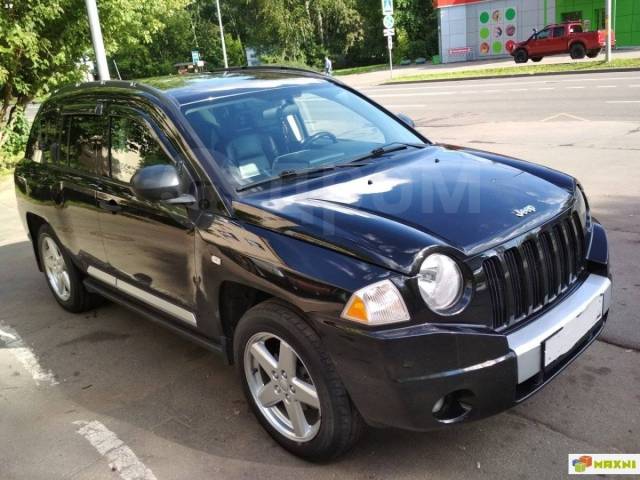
[99,199,122,214]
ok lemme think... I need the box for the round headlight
[418,253,463,312]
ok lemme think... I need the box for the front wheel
[234,300,363,461]
[514,49,528,63]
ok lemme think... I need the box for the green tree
[0,0,187,149]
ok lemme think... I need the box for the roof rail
[206,64,327,77]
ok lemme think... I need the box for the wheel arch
[26,212,49,271]
[218,281,312,363]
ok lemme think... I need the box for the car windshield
[181,81,425,190]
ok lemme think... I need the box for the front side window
[553,27,565,37]
[109,116,174,184]
[536,29,551,40]
[182,81,423,189]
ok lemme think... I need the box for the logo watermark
[569,454,640,475]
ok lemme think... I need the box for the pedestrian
[324,56,333,76]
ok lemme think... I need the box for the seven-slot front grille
[483,212,586,330]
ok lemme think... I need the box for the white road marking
[361,75,640,94]
[606,100,640,104]
[370,91,456,98]
[629,85,640,88]
[541,113,589,122]
[74,421,158,480]
[384,104,427,108]
[596,85,616,88]
[0,323,58,386]
[566,86,586,89]
[509,88,529,92]
[537,87,555,90]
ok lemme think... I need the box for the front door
[529,28,553,57]
[96,104,199,327]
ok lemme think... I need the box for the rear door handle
[99,199,122,213]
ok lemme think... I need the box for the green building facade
[556,0,640,46]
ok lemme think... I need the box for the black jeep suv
[14,68,611,460]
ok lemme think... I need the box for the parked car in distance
[14,67,611,461]
[511,22,614,63]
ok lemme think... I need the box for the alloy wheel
[42,236,71,301]
[244,332,321,442]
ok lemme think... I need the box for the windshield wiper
[236,164,358,192]
[349,142,428,164]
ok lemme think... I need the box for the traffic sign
[383,28,395,37]
[382,0,393,15]
[191,50,200,64]
[387,35,393,50]
[383,14,394,29]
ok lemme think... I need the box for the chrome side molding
[86,266,197,326]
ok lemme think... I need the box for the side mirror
[131,164,195,205]
[396,113,415,128]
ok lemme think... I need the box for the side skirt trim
[86,266,197,327]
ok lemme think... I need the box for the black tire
[587,49,600,58]
[570,43,586,59]
[37,224,101,313]
[234,299,364,461]
[531,57,543,62]
[514,49,528,64]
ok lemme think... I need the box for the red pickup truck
[511,22,614,63]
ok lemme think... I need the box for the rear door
[551,26,568,54]
[95,103,200,327]
[52,101,108,268]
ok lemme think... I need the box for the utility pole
[215,0,228,68]
[605,0,612,62]
[85,0,110,80]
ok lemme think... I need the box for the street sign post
[381,0,394,78]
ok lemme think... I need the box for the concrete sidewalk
[338,47,640,88]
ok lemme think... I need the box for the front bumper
[315,273,612,431]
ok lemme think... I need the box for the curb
[382,66,640,85]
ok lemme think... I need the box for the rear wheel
[234,300,363,461]
[37,225,100,313]
[514,49,528,64]
[570,43,586,59]
[531,57,543,62]
[587,48,601,58]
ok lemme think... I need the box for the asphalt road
[1,71,639,479]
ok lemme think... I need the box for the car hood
[234,146,575,274]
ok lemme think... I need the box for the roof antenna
[113,59,122,80]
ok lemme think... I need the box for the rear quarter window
[27,110,61,164]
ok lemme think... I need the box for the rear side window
[109,116,174,183]
[27,111,61,164]
[63,115,106,173]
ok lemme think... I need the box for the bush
[0,109,30,175]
